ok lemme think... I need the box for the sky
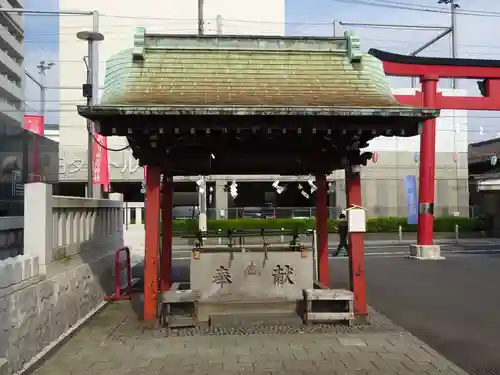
[22,0,500,141]
[23,0,59,124]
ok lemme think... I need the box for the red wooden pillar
[144,166,161,322]
[417,76,439,246]
[160,175,173,291]
[315,173,329,286]
[346,169,367,319]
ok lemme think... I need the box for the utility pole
[439,0,460,213]
[197,0,208,233]
[438,0,459,88]
[450,0,458,89]
[77,28,104,198]
[198,0,204,35]
[36,60,54,124]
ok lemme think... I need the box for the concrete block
[408,244,445,260]
[20,255,32,280]
[32,256,39,277]
[1,258,17,287]
[9,258,22,285]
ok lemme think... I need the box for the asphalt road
[130,239,500,375]
[165,238,500,260]
[331,252,500,375]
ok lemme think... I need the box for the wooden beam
[383,60,500,79]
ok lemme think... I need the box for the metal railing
[207,207,330,220]
[123,203,475,226]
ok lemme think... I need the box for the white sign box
[347,207,366,233]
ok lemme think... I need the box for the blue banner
[404,175,418,225]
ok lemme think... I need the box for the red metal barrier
[104,246,133,301]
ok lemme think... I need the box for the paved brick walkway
[31,302,468,375]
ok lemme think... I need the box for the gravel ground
[110,304,405,339]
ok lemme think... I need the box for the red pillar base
[144,166,161,322]
[315,173,329,286]
[160,175,173,291]
[346,169,367,318]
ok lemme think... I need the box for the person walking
[334,211,348,256]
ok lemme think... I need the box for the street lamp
[76,30,104,198]
[36,60,54,124]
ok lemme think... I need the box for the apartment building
[0,0,23,128]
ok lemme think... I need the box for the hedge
[165,216,492,235]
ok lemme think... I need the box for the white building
[57,0,285,180]
[0,0,24,128]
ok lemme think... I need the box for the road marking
[165,247,500,261]
[170,246,500,257]
[329,248,500,259]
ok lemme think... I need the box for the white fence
[0,183,123,289]
[122,203,340,227]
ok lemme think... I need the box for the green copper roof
[100,28,402,108]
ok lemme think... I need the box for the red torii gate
[370,49,500,245]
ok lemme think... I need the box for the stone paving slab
[32,302,469,375]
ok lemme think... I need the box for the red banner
[91,132,110,190]
[24,115,44,136]
[24,115,44,182]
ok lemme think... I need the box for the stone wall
[0,184,124,375]
[0,252,116,373]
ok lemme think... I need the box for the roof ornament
[344,30,362,64]
[133,27,146,61]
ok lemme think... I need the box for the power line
[327,0,500,17]
[17,7,500,31]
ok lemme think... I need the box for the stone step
[167,315,198,328]
[303,288,354,325]
[160,289,200,303]
[209,312,303,329]
[198,298,301,322]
